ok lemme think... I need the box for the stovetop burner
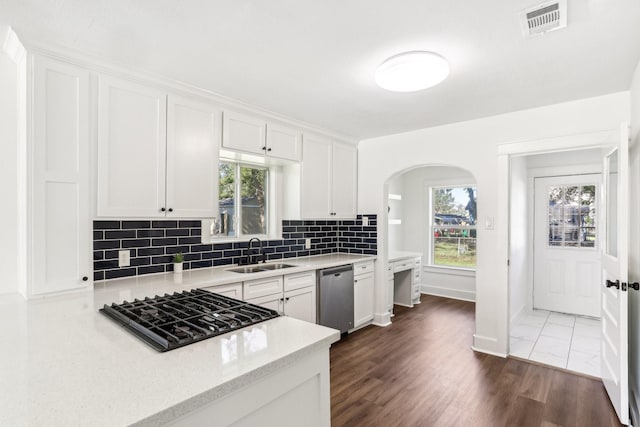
[100,289,280,352]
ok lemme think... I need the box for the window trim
[429,184,477,270]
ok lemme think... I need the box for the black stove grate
[100,288,280,352]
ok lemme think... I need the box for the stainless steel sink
[259,263,297,270]
[226,263,297,273]
[227,266,268,274]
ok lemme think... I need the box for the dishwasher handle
[320,264,353,277]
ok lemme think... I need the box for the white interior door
[601,124,629,425]
[533,174,602,317]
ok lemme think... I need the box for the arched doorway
[383,165,478,319]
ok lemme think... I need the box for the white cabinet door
[97,75,167,217]
[31,56,91,296]
[354,273,374,328]
[266,123,302,161]
[284,286,317,323]
[245,294,283,313]
[200,282,242,300]
[222,110,266,154]
[300,135,332,218]
[332,142,357,218]
[166,95,221,218]
[244,276,284,300]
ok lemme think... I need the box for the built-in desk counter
[388,252,422,310]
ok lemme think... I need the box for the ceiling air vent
[520,0,567,37]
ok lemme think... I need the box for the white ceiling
[3,0,640,139]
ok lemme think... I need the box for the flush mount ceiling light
[375,51,449,92]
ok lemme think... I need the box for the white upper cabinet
[222,110,301,161]
[30,55,92,296]
[97,76,167,217]
[222,110,266,154]
[266,122,302,161]
[331,142,358,218]
[97,76,221,218]
[300,135,332,218]
[166,95,221,217]
[298,136,357,219]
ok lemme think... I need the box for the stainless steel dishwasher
[317,264,354,333]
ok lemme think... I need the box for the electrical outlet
[305,238,311,249]
[362,216,369,226]
[118,250,131,267]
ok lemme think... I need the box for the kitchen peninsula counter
[0,253,378,426]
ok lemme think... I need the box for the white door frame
[498,125,627,420]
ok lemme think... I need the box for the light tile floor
[509,309,601,377]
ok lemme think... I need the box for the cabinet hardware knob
[628,282,640,291]
[82,276,88,282]
[262,146,267,150]
[285,297,290,301]
[267,148,272,152]
[160,207,166,212]
[168,208,173,212]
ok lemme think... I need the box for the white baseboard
[372,312,391,327]
[472,334,507,357]
[421,284,476,302]
[510,304,525,324]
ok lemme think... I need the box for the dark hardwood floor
[330,294,621,427]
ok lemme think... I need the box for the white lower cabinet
[201,282,243,300]
[353,261,375,328]
[245,293,283,313]
[244,272,316,323]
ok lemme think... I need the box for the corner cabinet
[29,55,92,296]
[298,136,357,219]
[222,110,301,161]
[97,76,220,218]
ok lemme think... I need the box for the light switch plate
[305,238,311,249]
[362,216,369,226]
[118,250,131,267]
[484,217,495,230]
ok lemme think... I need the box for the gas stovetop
[100,288,280,352]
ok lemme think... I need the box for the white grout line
[527,310,549,359]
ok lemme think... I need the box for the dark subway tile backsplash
[93,214,377,281]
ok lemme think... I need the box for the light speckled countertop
[388,251,422,263]
[0,253,375,426]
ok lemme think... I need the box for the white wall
[509,156,528,322]
[386,175,404,253]
[0,29,19,294]
[358,92,630,355]
[628,58,640,425]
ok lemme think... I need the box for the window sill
[424,265,476,277]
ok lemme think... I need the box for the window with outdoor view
[218,162,268,237]
[431,186,477,268]
[547,184,596,248]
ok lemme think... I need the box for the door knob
[606,279,620,289]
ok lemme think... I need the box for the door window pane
[547,183,597,248]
